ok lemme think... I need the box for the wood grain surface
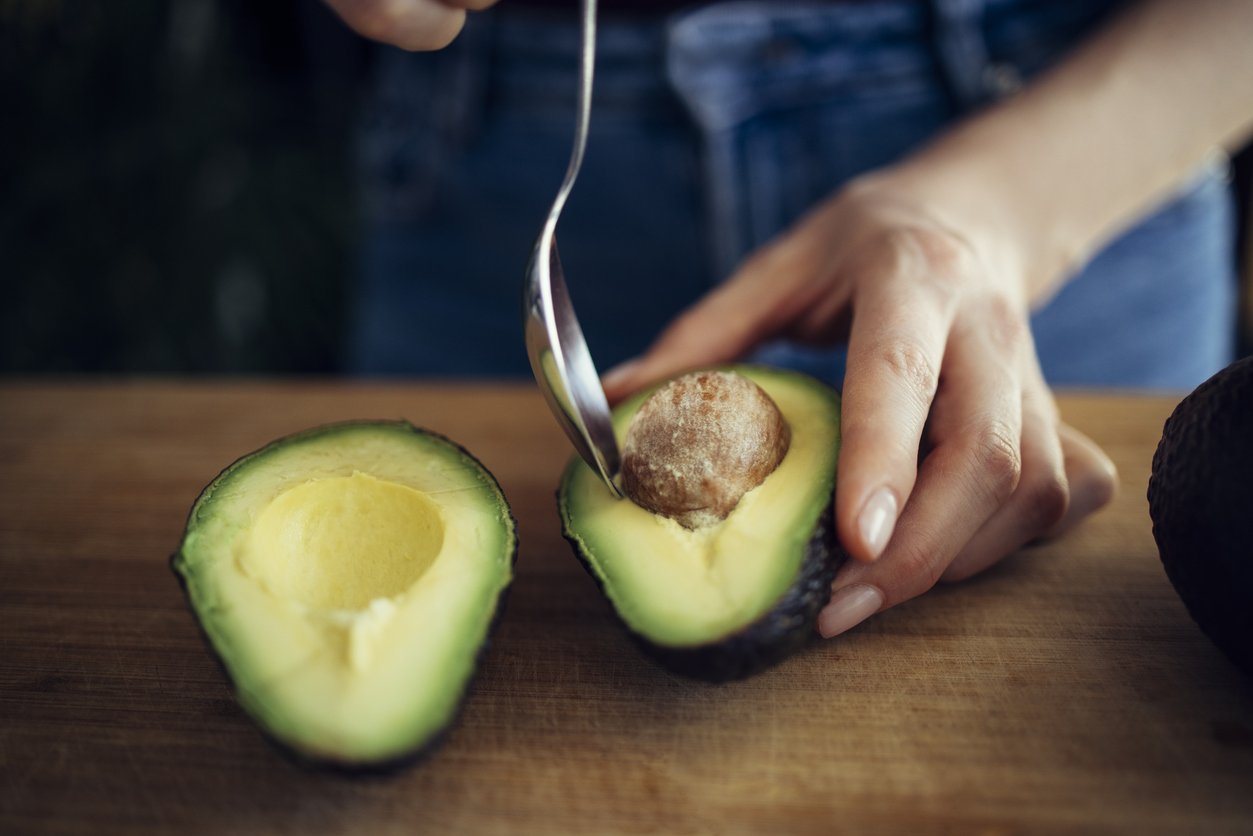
[1,380,1251,834]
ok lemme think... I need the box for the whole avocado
[1148,355,1253,675]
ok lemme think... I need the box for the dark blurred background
[1,0,366,374]
[2,1,1251,376]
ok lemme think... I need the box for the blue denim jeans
[353,0,1237,388]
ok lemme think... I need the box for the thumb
[601,308,751,405]
[600,293,779,405]
[600,244,813,404]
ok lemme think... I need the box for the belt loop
[929,0,994,111]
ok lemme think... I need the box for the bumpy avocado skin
[1148,356,1253,676]
[171,420,518,773]
[562,504,845,682]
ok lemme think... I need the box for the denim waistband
[667,2,933,130]
[472,0,1124,122]
[360,0,1125,221]
[488,1,928,109]
[488,8,677,117]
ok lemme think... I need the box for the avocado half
[558,366,846,681]
[1148,354,1253,675]
[172,421,516,769]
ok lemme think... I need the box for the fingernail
[858,487,898,560]
[602,358,641,391]
[817,584,884,638]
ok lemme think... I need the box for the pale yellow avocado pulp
[174,423,514,764]
[243,473,444,614]
[560,366,839,647]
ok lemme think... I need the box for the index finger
[835,232,960,563]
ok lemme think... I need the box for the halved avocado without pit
[558,366,846,681]
[172,421,516,770]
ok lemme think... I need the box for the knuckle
[967,421,1022,501]
[911,227,969,275]
[907,546,942,599]
[875,339,939,406]
[1019,469,1069,531]
[890,540,947,600]
[984,292,1028,353]
[939,561,979,585]
[1072,456,1119,514]
[939,550,1009,584]
[885,226,973,295]
[873,230,917,280]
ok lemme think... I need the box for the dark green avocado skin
[170,420,519,773]
[1148,355,1253,676]
[561,498,846,683]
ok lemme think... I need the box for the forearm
[887,0,1253,304]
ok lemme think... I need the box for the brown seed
[620,370,791,529]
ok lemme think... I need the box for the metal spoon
[522,0,622,497]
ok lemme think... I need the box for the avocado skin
[1148,355,1253,676]
[561,497,846,682]
[170,420,518,773]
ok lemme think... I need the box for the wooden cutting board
[1,381,1251,834]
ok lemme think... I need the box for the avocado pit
[620,370,791,529]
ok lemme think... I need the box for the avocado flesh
[559,367,842,672]
[173,422,515,767]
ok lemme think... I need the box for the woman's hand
[602,172,1118,638]
[322,0,498,51]
[598,0,1253,639]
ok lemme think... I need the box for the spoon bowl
[522,0,621,496]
